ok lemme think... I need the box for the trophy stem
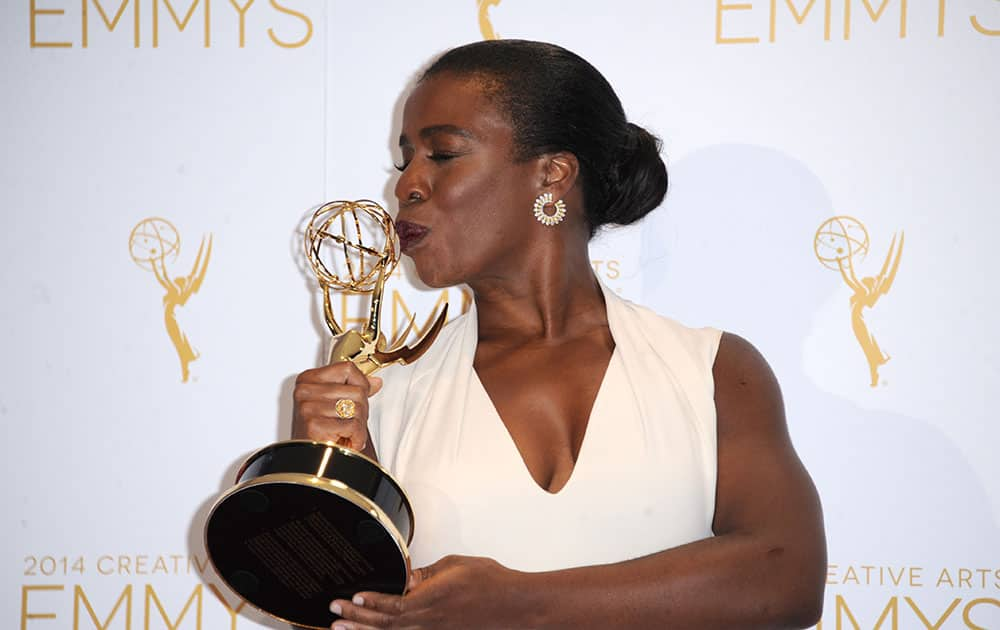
[322,283,344,336]
[363,259,388,342]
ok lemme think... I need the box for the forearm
[516,532,824,630]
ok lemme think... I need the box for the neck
[468,241,608,344]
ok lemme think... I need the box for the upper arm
[711,332,826,576]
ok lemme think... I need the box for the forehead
[400,74,511,142]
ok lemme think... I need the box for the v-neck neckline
[456,280,624,495]
[470,344,617,495]
[466,280,621,496]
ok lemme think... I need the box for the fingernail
[352,595,365,606]
[329,602,342,615]
[333,625,348,630]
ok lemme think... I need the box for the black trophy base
[205,441,413,630]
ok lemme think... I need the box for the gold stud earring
[532,192,566,226]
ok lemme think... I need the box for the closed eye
[394,153,459,172]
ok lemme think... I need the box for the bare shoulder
[712,332,788,442]
[710,332,823,539]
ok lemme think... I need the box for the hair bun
[596,123,668,228]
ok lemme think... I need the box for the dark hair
[421,40,668,236]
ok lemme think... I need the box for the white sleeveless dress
[369,284,722,572]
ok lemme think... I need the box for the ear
[539,151,580,199]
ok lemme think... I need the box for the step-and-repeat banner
[3,1,998,628]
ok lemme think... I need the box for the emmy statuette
[204,200,447,630]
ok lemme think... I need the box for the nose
[394,163,430,207]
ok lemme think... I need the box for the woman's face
[393,73,542,289]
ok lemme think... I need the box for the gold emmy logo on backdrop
[129,218,212,383]
[814,216,904,387]
[477,0,502,40]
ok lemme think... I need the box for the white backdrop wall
[3,1,998,628]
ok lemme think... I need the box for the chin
[413,261,468,291]
[414,269,456,290]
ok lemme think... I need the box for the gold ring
[335,398,356,420]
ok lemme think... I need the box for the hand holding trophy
[204,200,447,630]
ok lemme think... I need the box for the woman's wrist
[502,567,549,629]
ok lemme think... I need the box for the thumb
[367,375,384,396]
[407,555,461,591]
[407,562,437,591]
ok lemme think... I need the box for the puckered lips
[395,220,429,254]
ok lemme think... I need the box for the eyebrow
[398,124,477,147]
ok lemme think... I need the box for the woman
[293,40,825,629]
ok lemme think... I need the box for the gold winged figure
[478,0,502,40]
[151,235,213,383]
[837,232,904,387]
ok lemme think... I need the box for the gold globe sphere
[129,217,180,271]
[304,200,400,292]
[814,215,870,271]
